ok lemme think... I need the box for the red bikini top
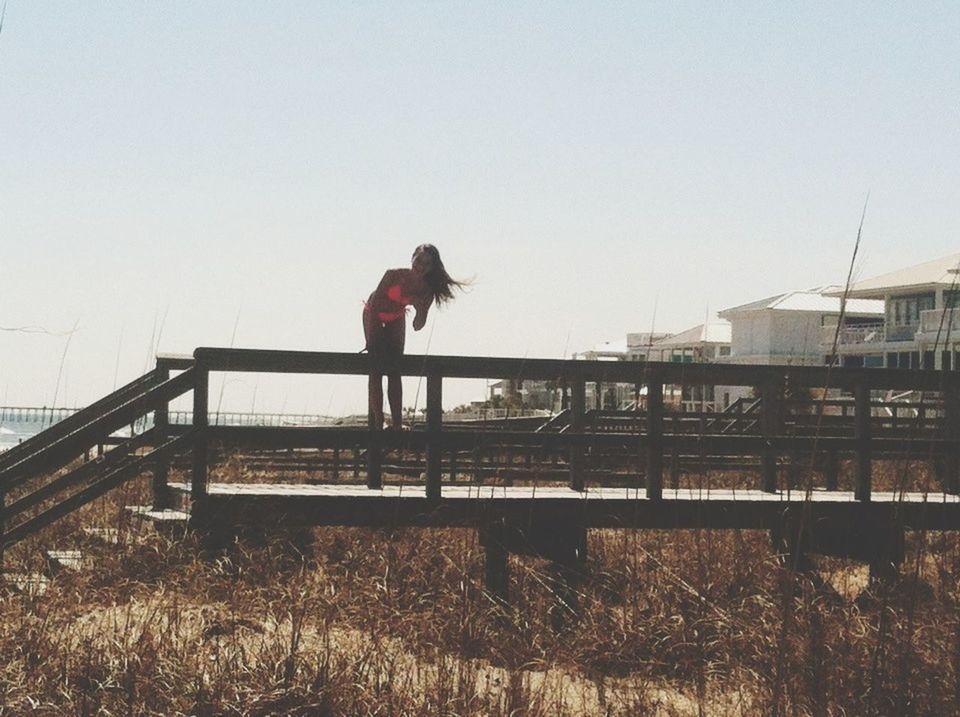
[386,284,413,306]
[374,284,413,323]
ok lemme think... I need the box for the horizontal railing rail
[193,347,959,392]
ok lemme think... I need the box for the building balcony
[822,323,886,347]
[919,308,960,337]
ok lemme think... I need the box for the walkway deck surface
[171,483,960,530]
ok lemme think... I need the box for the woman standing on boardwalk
[363,244,464,429]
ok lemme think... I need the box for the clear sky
[1,2,958,415]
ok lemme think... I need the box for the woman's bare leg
[363,307,386,429]
[384,318,406,428]
[364,308,405,429]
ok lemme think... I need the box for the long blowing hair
[415,244,468,306]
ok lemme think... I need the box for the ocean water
[0,408,83,452]
[0,416,66,452]
[0,409,341,452]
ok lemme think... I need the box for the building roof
[719,286,883,317]
[573,339,628,359]
[825,253,960,298]
[626,332,673,348]
[651,318,731,347]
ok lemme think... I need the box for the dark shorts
[363,305,405,360]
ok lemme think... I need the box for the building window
[891,293,935,326]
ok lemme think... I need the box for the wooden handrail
[1,431,156,525]
[2,433,192,550]
[183,348,960,503]
[0,369,163,473]
[192,347,960,392]
[1,368,195,492]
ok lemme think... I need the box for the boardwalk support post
[479,521,509,606]
[191,359,209,504]
[854,380,872,502]
[366,431,382,489]
[646,369,663,501]
[426,373,443,502]
[824,448,839,491]
[569,375,585,491]
[548,522,587,630]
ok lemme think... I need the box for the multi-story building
[825,253,960,369]
[647,318,731,364]
[647,317,732,410]
[716,286,884,405]
[719,287,883,366]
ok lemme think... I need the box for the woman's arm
[412,297,431,331]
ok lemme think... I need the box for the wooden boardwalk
[4,347,960,601]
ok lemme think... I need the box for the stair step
[126,505,190,522]
[2,572,50,597]
[81,527,122,545]
[126,506,190,539]
[45,549,89,575]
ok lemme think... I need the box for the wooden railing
[4,347,960,563]
[0,355,195,557]
[179,347,960,508]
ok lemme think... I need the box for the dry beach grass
[2,461,960,716]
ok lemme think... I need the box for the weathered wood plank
[175,481,960,532]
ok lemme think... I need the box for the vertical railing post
[824,448,839,491]
[426,372,443,502]
[646,369,664,500]
[569,373,586,491]
[366,358,382,489]
[366,429,382,489]
[761,374,781,493]
[152,359,173,510]
[943,379,960,494]
[855,379,872,502]
[191,359,209,503]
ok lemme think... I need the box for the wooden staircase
[0,359,195,590]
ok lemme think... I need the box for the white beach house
[824,253,960,370]
[716,287,884,405]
